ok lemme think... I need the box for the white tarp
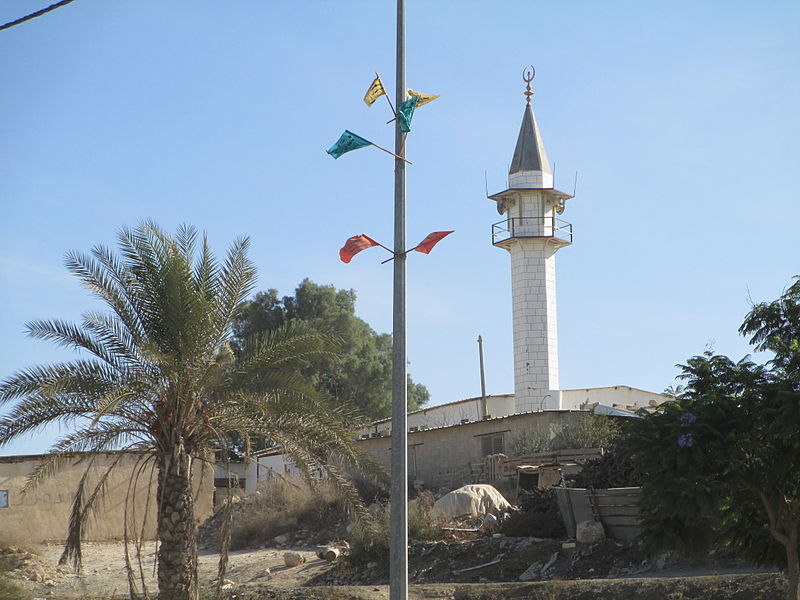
[432,484,512,520]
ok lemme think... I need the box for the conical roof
[509,103,551,175]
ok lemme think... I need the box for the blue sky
[1,0,798,456]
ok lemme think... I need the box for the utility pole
[478,335,487,418]
[389,0,408,598]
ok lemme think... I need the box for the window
[480,433,505,457]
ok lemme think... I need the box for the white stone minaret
[489,70,573,412]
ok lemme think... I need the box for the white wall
[561,386,667,410]
[358,394,516,437]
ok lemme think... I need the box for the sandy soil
[20,541,327,598]
[13,541,787,600]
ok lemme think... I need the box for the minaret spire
[509,67,552,186]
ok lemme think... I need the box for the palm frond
[59,453,124,572]
[0,359,122,405]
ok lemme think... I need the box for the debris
[316,547,341,561]
[576,520,605,544]
[518,561,542,581]
[283,552,305,567]
[221,579,236,591]
[542,551,559,573]
[562,542,576,549]
[452,553,505,575]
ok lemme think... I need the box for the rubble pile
[567,446,636,489]
[501,487,565,539]
[314,535,687,585]
[0,545,66,587]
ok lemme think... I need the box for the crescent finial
[522,65,535,104]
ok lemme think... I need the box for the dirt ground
[9,538,786,600]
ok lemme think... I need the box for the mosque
[246,73,666,494]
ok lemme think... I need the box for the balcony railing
[492,216,573,246]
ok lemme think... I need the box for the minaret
[489,69,573,412]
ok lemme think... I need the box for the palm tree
[0,222,383,600]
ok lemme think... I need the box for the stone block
[576,519,605,544]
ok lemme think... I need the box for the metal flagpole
[390,0,408,598]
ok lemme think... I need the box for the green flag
[326,130,373,159]
[397,96,419,133]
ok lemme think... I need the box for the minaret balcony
[492,216,572,247]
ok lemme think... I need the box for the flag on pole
[407,89,440,107]
[414,230,454,254]
[364,74,387,107]
[397,96,419,133]
[327,130,373,159]
[340,234,380,263]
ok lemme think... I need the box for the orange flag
[414,230,454,254]
[340,235,380,263]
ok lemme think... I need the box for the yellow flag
[363,74,386,107]
[408,89,440,107]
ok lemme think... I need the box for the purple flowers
[678,413,697,447]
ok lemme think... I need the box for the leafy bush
[627,278,800,600]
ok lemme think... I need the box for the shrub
[509,426,551,456]
[550,414,621,451]
[348,491,442,565]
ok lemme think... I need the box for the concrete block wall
[509,170,553,189]
[509,239,560,404]
[355,410,588,490]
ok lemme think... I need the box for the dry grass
[348,491,442,566]
[228,477,348,550]
[0,550,31,600]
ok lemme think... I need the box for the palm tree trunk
[156,448,198,600]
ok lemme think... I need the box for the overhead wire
[0,0,79,32]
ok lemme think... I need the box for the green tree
[0,224,383,600]
[234,279,430,420]
[628,280,800,600]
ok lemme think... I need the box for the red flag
[414,230,454,254]
[339,234,380,263]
